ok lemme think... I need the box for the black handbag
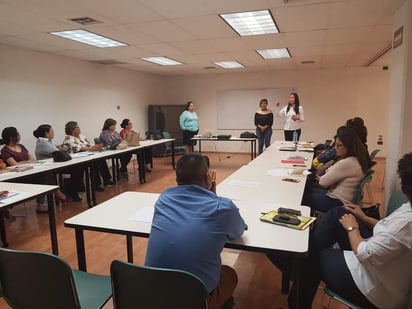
[240,131,257,138]
[361,204,380,220]
[52,150,72,162]
[109,140,122,150]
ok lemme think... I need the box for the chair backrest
[162,132,172,150]
[94,137,102,145]
[369,149,380,161]
[110,260,209,309]
[162,131,171,139]
[353,169,375,206]
[0,248,81,309]
[386,190,408,216]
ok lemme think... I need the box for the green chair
[369,149,380,160]
[323,287,364,309]
[162,131,186,156]
[353,169,375,207]
[385,190,407,216]
[110,260,209,309]
[323,190,407,309]
[0,247,112,309]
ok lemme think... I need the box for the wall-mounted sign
[393,26,403,49]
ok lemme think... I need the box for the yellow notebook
[260,210,316,230]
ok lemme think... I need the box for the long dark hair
[337,127,369,173]
[346,117,367,144]
[0,127,19,145]
[120,119,130,129]
[33,124,52,138]
[286,92,300,115]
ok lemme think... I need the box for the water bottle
[293,130,298,144]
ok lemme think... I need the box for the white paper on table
[266,169,289,177]
[286,169,312,176]
[30,160,53,166]
[71,152,94,158]
[228,180,260,188]
[0,191,30,205]
[128,207,155,223]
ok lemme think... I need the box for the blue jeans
[256,127,272,154]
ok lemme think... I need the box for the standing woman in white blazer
[276,92,304,141]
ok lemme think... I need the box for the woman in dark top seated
[254,99,273,154]
[0,126,65,213]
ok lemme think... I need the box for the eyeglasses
[335,143,344,148]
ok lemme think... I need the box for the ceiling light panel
[141,57,183,66]
[220,10,279,36]
[257,48,291,59]
[214,61,244,69]
[49,30,127,48]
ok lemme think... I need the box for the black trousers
[267,207,378,309]
[284,129,301,142]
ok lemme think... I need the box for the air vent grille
[69,17,102,25]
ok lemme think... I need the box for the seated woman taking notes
[302,127,369,213]
[269,152,412,309]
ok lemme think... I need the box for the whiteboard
[216,88,295,130]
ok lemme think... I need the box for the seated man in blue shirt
[145,153,246,309]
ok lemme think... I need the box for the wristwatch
[346,226,357,232]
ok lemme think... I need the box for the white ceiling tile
[205,37,252,52]
[139,43,187,57]
[130,20,197,42]
[203,0,275,14]
[281,30,325,47]
[73,0,163,23]
[289,45,323,57]
[172,15,235,39]
[272,3,330,32]
[137,0,214,18]
[328,0,390,28]
[242,34,287,50]
[324,27,370,45]
[170,40,220,55]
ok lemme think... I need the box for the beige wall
[0,43,389,157]
[386,0,412,202]
[0,43,166,153]
[163,68,389,155]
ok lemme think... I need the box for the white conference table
[0,182,59,253]
[64,191,311,272]
[191,136,257,160]
[0,138,176,206]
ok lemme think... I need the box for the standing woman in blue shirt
[179,101,199,153]
[276,92,304,141]
[254,98,273,154]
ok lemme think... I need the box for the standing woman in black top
[255,99,274,154]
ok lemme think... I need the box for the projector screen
[216,88,296,130]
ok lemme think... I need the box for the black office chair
[110,260,209,309]
[0,247,112,309]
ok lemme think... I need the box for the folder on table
[260,210,316,230]
[281,156,306,165]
